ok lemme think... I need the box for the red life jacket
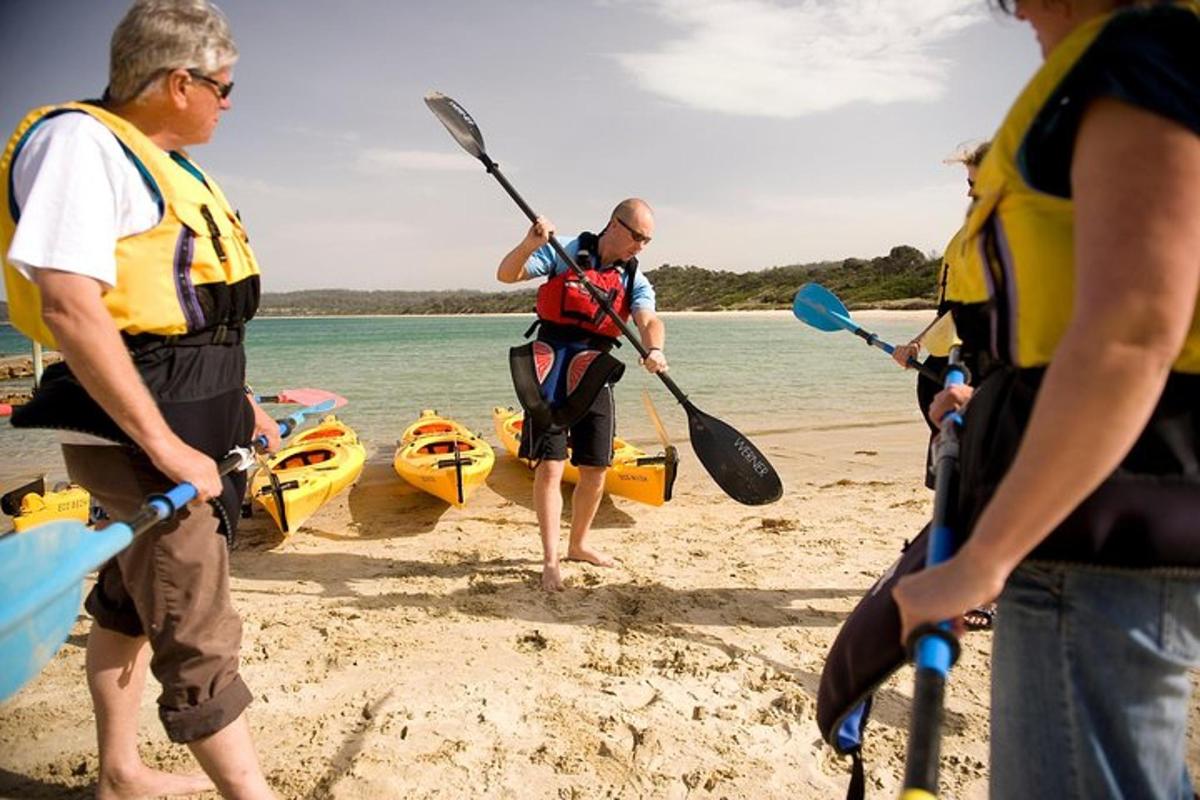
[534,232,637,341]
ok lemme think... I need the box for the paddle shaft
[848,325,943,383]
[902,349,967,797]
[794,285,944,383]
[426,91,779,504]
[480,157,690,408]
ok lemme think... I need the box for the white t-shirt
[7,112,162,445]
[7,112,162,287]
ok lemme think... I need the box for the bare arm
[35,269,223,501]
[497,216,553,283]
[895,98,1200,635]
[633,308,667,373]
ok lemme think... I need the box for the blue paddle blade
[792,283,857,333]
[0,520,133,701]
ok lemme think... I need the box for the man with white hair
[2,2,277,796]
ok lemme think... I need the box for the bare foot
[97,765,215,799]
[565,546,615,567]
[542,562,564,592]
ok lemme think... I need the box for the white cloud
[279,124,361,145]
[614,0,985,118]
[355,148,481,173]
[213,173,316,200]
[653,180,972,268]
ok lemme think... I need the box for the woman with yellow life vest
[1,1,278,797]
[893,1,1200,797]
[892,140,991,443]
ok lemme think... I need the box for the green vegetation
[258,245,940,316]
[0,246,940,320]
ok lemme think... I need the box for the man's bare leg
[566,465,614,567]
[533,459,567,591]
[87,625,215,800]
[187,712,276,799]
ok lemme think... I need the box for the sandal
[964,604,996,632]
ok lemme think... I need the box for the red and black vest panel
[534,232,636,341]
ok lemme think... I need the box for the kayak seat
[279,450,333,470]
[302,428,344,440]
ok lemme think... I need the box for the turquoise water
[0,312,930,485]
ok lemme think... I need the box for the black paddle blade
[686,403,782,505]
[424,91,486,160]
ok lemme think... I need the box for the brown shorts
[64,444,251,743]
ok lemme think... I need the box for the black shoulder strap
[623,257,639,302]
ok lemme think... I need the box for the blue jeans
[991,563,1200,799]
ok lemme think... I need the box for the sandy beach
[1,414,1197,799]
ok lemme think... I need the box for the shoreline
[1,305,941,329]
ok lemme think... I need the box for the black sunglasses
[187,69,234,100]
[614,215,651,244]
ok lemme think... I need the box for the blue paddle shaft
[0,395,340,702]
[903,352,969,796]
[792,283,942,381]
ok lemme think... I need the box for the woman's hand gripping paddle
[900,348,968,799]
[792,283,942,382]
[0,396,340,701]
[424,91,782,506]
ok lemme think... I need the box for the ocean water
[0,311,932,485]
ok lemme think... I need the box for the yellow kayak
[250,415,365,534]
[491,406,678,506]
[394,410,494,507]
[2,476,91,532]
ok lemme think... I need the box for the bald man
[498,199,667,591]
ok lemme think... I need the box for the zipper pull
[199,204,228,262]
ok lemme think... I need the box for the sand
[1,416,1197,799]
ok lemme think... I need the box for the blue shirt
[524,235,656,313]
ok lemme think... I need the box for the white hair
[108,0,238,103]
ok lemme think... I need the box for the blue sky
[0,1,1041,292]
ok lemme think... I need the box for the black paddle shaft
[425,91,782,504]
[483,159,779,503]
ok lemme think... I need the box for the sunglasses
[187,69,234,100]
[614,215,652,245]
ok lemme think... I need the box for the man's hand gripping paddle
[792,283,942,382]
[0,394,344,702]
[424,91,782,506]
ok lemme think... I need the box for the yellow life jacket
[1,101,260,347]
[960,3,1200,371]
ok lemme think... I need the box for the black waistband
[527,319,620,351]
[123,323,245,356]
[957,367,1200,568]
